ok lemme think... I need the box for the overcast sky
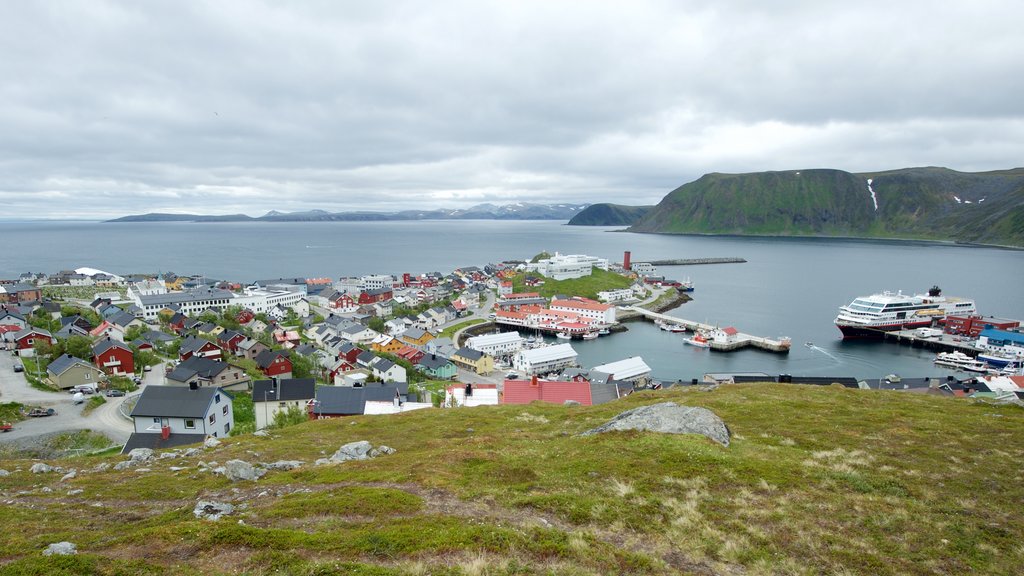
[2,1,1022,219]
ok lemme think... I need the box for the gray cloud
[2,0,1022,219]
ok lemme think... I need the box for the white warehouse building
[513,343,578,375]
[591,356,651,382]
[526,253,609,281]
[465,332,525,357]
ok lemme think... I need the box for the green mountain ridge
[628,167,1024,247]
[567,203,654,226]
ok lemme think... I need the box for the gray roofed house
[179,335,222,360]
[109,310,142,329]
[252,377,316,430]
[589,380,632,405]
[166,356,250,390]
[56,322,90,339]
[255,348,290,370]
[93,338,130,357]
[415,354,451,371]
[131,384,226,418]
[311,383,409,417]
[424,337,457,359]
[124,385,234,453]
[237,337,270,361]
[401,327,429,341]
[293,343,316,357]
[47,354,95,376]
[355,350,377,367]
[46,354,105,390]
[454,347,484,361]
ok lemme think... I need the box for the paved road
[0,351,164,445]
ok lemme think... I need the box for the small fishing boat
[582,332,598,340]
[555,332,572,340]
[684,332,711,348]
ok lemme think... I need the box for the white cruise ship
[834,286,976,338]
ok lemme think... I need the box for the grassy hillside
[510,268,633,300]
[629,167,1024,247]
[1,385,1022,575]
[567,203,653,226]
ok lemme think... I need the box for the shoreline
[610,229,1024,251]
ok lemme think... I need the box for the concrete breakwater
[646,257,746,266]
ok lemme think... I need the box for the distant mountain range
[106,203,590,223]
[570,167,1024,248]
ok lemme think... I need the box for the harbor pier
[621,306,791,353]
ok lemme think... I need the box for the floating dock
[622,307,791,353]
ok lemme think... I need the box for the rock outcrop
[581,402,731,447]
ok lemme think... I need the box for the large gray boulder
[262,460,304,471]
[128,448,154,463]
[193,500,235,521]
[30,463,54,474]
[222,460,264,482]
[330,441,373,462]
[580,402,731,447]
[43,542,77,556]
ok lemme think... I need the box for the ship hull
[836,320,933,339]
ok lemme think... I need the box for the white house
[252,378,315,430]
[369,357,407,383]
[340,324,379,344]
[123,384,233,453]
[465,331,524,357]
[360,274,393,290]
[444,383,499,407]
[549,298,616,324]
[514,343,578,375]
[596,288,636,303]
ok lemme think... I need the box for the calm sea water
[2,220,1022,381]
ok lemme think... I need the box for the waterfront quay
[879,328,996,354]
[621,306,792,353]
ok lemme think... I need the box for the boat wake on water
[806,344,840,362]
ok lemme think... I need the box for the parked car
[13,364,23,373]
[143,365,152,372]
[106,389,125,397]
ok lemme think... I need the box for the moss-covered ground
[0,384,1022,575]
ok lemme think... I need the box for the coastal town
[1,249,1022,454]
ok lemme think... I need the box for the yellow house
[371,335,404,354]
[450,347,494,375]
[399,327,434,348]
[198,324,225,338]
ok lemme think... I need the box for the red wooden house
[167,313,189,335]
[93,338,135,377]
[178,336,223,362]
[236,309,255,325]
[12,328,55,355]
[217,330,247,354]
[395,346,424,365]
[256,349,292,378]
[329,293,357,310]
[358,288,393,305]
